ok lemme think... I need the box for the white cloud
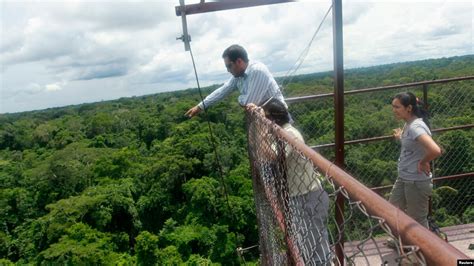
[1,0,472,113]
[2,80,64,99]
[45,83,63,92]
[25,83,43,94]
[343,2,473,68]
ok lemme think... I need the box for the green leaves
[12,179,140,261]
[0,55,472,264]
[37,223,122,265]
[135,231,160,265]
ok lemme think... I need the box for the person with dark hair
[389,92,442,228]
[249,99,331,265]
[185,44,286,117]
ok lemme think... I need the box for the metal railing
[287,76,474,231]
[246,106,469,265]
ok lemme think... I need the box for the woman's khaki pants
[389,178,433,228]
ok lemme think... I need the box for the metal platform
[345,223,473,265]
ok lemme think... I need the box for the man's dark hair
[262,98,290,126]
[222,44,249,63]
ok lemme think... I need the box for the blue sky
[1,0,472,113]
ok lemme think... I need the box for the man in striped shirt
[185,44,287,118]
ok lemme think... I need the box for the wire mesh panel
[288,98,335,148]
[286,79,473,228]
[244,107,463,265]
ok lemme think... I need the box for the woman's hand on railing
[392,128,402,140]
[246,103,264,116]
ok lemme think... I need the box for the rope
[187,45,236,218]
[280,3,333,89]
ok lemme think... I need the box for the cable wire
[280,3,333,89]
[188,45,236,217]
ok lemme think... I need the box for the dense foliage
[0,55,473,264]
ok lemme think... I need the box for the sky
[0,0,472,113]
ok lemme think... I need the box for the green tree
[37,223,123,265]
[13,179,140,261]
[135,231,160,265]
[86,113,118,138]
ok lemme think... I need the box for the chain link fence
[245,106,467,265]
[286,78,474,228]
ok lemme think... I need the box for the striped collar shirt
[198,61,286,110]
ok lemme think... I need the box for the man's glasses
[225,61,234,70]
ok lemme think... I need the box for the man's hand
[393,128,402,140]
[185,105,202,118]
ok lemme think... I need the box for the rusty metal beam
[175,0,294,16]
[286,75,474,103]
[311,124,474,149]
[371,172,474,194]
[262,180,303,264]
[431,172,474,182]
[332,0,345,264]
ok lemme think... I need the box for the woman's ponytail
[394,92,431,129]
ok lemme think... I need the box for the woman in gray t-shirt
[389,92,442,228]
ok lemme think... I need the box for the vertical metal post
[179,0,191,51]
[423,84,434,218]
[332,0,345,264]
[423,84,428,109]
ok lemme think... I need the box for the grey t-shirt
[398,118,432,181]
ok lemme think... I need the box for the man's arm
[185,78,237,118]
